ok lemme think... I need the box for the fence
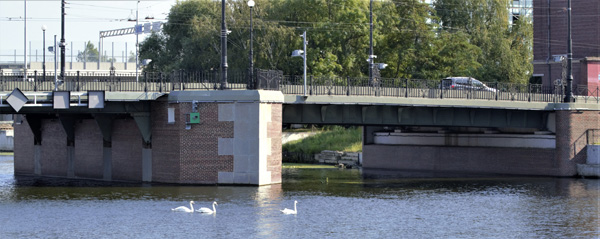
[0,71,598,104]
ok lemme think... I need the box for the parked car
[440,77,497,92]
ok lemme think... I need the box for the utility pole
[136,1,139,82]
[369,0,374,86]
[24,0,27,81]
[248,0,255,89]
[564,0,574,103]
[302,31,307,96]
[60,0,66,79]
[220,0,228,90]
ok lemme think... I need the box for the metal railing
[1,71,598,104]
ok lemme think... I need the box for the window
[168,108,175,124]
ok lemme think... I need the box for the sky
[0,0,177,63]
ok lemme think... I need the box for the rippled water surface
[0,155,598,238]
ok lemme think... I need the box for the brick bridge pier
[14,90,283,185]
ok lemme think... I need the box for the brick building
[533,0,600,93]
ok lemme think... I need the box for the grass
[282,126,362,155]
[282,163,337,169]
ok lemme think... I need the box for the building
[532,0,600,94]
[510,0,533,25]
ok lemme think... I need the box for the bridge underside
[283,104,550,130]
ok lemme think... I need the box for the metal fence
[1,71,598,104]
[280,75,599,103]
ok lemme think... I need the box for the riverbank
[283,126,362,155]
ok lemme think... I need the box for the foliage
[433,0,532,83]
[140,0,533,83]
[283,126,362,154]
[76,41,99,62]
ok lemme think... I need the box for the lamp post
[291,31,307,96]
[42,25,47,81]
[221,0,228,90]
[564,0,574,102]
[369,0,374,85]
[53,35,58,91]
[24,0,27,81]
[136,1,139,82]
[127,1,140,82]
[60,0,66,79]
[247,0,255,89]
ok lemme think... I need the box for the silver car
[441,77,497,92]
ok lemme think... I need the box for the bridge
[2,72,599,185]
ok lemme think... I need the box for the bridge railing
[1,71,598,104]
[279,75,577,103]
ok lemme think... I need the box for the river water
[0,155,598,238]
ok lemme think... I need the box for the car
[440,77,497,92]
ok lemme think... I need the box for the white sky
[0,0,177,63]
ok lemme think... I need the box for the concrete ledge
[577,164,600,177]
[374,132,556,149]
[587,145,600,164]
[169,90,284,103]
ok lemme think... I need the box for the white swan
[280,200,298,214]
[171,201,195,213]
[196,201,218,214]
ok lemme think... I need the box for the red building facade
[533,0,600,94]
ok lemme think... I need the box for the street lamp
[52,35,58,91]
[128,1,140,82]
[221,0,228,90]
[291,31,307,96]
[24,0,27,81]
[41,25,47,81]
[564,0,575,102]
[369,0,374,85]
[247,0,255,89]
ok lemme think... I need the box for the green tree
[433,0,532,83]
[76,41,99,62]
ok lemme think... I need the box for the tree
[139,0,532,83]
[76,41,99,62]
[433,0,533,83]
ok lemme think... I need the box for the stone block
[587,145,600,165]
[234,173,249,184]
[218,172,234,184]
[218,138,234,156]
[234,155,249,173]
[218,104,234,122]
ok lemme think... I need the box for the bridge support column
[26,116,43,175]
[131,112,152,182]
[58,116,76,178]
[154,90,283,185]
[555,109,600,176]
[94,114,114,181]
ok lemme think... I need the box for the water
[0,155,598,238]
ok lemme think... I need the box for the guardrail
[1,71,598,104]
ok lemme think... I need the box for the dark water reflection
[0,156,598,238]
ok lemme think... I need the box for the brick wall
[533,0,600,87]
[40,119,68,177]
[151,100,235,184]
[13,115,34,175]
[363,145,558,176]
[151,100,181,183]
[111,119,143,181]
[267,104,282,184]
[555,110,600,175]
[74,119,104,179]
[179,102,233,184]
